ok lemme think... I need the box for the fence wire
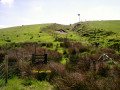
[0,60,18,89]
[8,62,18,79]
[0,63,5,88]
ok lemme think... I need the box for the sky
[0,0,120,28]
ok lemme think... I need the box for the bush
[8,56,17,62]
[60,43,64,47]
[22,78,34,86]
[39,31,42,33]
[0,52,5,63]
[60,41,72,48]
[40,43,46,47]
[63,41,71,48]
[68,47,76,55]
[53,72,87,89]
[46,43,53,48]
[47,50,62,62]
[97,64,110,77]
[101,48,116,54]
[30,36,33,39]
[8,67,21,79]
[112,66,120,78]
[5,39,11,42]
[36,73,47,81]
[63,50,67,55]
[69,54,79,64]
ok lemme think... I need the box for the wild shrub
[60,41,72,48]
[69,54,79,64]
[97,64,110,77]
[16,35,19,37]
[63,41,71,48]
[68,47,76,55]
[112,66,120,78]
[101,48,116,54]
[20,61,32,77]
[79,46,89,53]
[77,60,91,72]
[40,43,46,47]
[47,50,62,62]
[39,31,42,33]
[105,31,115,36]
[30,36,33,39]
[109,43,120,51]
[8,56,17,62]
[46,43,53,48]
[36,73,47,81]
[0,51,5,63]
[63,50,67,55]
[5,39,11,42]
[48,62,67,81]
[53,72,87,89]
[88,54,100,61]
[21,78,34,86]
[60,43,64,47]
[74,42,89,53]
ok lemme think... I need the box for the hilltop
[0,20,120,48]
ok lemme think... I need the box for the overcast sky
[0,0,120,28]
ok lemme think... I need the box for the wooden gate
[32,54,47,64]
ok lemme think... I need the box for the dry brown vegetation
[0,41,120,89]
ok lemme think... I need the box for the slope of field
[86,20,120,32]
[0,20,120,89]
[0,24,55,45]
[0,20,120,46]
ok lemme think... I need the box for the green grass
[60,57,68,65]
[1,77,54,90]
[0,20,120,46]
[85,20,120,32]
[0,24,54,45]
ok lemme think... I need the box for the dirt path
[55,31,67,34]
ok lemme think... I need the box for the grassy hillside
[0,20,120,89]
[0,20,120,46]
[0,24,55,45]
[86,20,120,32]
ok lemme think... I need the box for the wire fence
[0,63,5,89]
[0,56,21,89]
[8,62,18,79]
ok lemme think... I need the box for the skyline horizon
[1,19,120,29]
[0,0,120,28]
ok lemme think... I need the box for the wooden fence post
[32,54,35,64]
[66,59,68,68]
[5,55,8,84]
[93,60,96,71]
[34,44,36,55]
[44,54,47,64]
